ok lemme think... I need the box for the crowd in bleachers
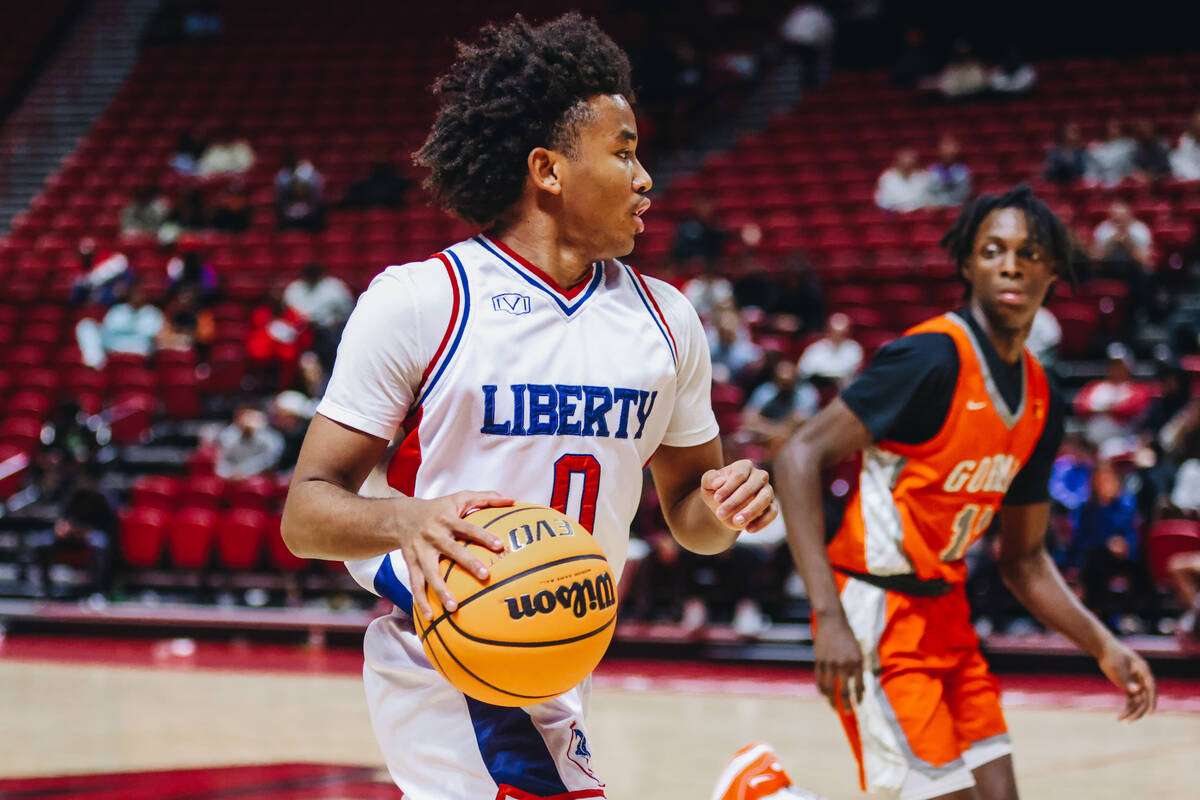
[1,2,1199,641]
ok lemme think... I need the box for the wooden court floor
[1,642,1197,799]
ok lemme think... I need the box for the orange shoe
[711,742,807,800]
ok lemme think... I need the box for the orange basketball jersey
[829,313,1050,585]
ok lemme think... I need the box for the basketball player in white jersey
[281,14,797,800]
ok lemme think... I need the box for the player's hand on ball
[395,490,512,618]
[701,459,778,532]
[1099,640,1157,721]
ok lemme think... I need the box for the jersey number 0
[550,454,600,533]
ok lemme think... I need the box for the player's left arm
[649,436,777,555]
[997,501,1156,720]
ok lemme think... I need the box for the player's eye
[980,243,1001,258]
[616,150,632,160]
[1020,247,1044,262]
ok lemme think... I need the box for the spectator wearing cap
[798,312,862,388]
[1074,343,1155,445]
[271,391,315,473]
[69,238,133,307]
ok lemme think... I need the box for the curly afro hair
[941,183,1075,299]
[415,13,634,228]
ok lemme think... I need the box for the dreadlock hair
[415,13,634,228]
[940,183,1075,300]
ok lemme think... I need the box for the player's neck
[967,302,1027,365]
[487,222,597,292]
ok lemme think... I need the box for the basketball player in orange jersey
[281,13,802,800]
[768,185,1156,800]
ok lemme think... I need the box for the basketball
[413,502,618,706]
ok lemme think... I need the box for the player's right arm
[280,261,509,618]
[776,399,873,709]
[282,417,508,617]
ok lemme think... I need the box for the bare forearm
[999,548,1115,659]
[281,479,406,560]
[777,442,846,623]
[665,488,739,555]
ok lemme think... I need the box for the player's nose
[633,156,652,194]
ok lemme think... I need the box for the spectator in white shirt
[707,309,762,384]
[875,147,932,212]
[1092,201,1156,322]
[1170,109,1200,181]
[283,262,354,369]
[1086,119,1136,186]
[798,312,862,386]
[76,283,164,368]
[196,127,255,177]
[215,406,285,480]
[1026,306,1062,365]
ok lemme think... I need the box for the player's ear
[528,147,563,196]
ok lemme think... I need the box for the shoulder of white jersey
[614,260,689,366]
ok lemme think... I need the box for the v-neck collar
[475,235,603,317]
[947,311,1026,429]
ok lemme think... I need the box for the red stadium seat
[216,508,269,570]
[0,444,31,499]
[109,392,155,445]
[130,475,178,510]
[120,506,168,568]
[168,507,218,569]
[0,417,43,452]
[178,475,226,511]
[1145,519,1200,588]
[226,476,277,512]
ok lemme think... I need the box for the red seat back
[1145,519,1200,587]
[217,508,268,570]
[168,507,218,569]
[120,507,168,568]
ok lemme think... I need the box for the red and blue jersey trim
[475,235,603,317]
[622,264,677,367]
[415,250,471,407]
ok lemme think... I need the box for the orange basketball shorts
[820,573,1011,800]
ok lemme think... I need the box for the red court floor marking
[2,635,1197,712]
[0,763,400,799]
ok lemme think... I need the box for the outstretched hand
[700,459,778,532]
[1099,641,1157,721]
[394,491,513,619]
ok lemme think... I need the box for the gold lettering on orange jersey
[944,460,976,492]
[966,457,992,492]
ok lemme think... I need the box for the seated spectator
[798,311,862,387]
[926,134,971,207]
[76,283,163,369]
[1025,305,1062,365]
[165,241,219,304]
[283,262,354,369]
[875,147,931,212]
[1086,119,1135,186]
[1043,122,1088,184]
[271,390,315,473]
[740,361,818,458]
[1130,118,1172,182]
[1169,108,1200,181]
[120,184,169,238]
[248,288,313,392]
[1049,434,1096,514]
[933,38,988,101]
[210,178,252,232]
[275,153,326,231]
[988,47,1036,95]
[215,405,285,480]
[707,308,762,384]
[169,128,207,175]
[159,186,209,243]
[1091,201,1156,319]
[1074,343,1155,445]
[1160,398,1200,514]
[155,286,215,358]
[339,153,412,209]
[1066,462,1152,632]
[682,260,735,322]
[671,196,726,266]
[195,126,255,177]
[69,238,133,307]
[27,467,114,599]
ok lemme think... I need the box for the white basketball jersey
[317,234,719,612]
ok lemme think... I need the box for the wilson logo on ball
[504,573,616,620]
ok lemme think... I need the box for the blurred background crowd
[0,0,1198,651]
